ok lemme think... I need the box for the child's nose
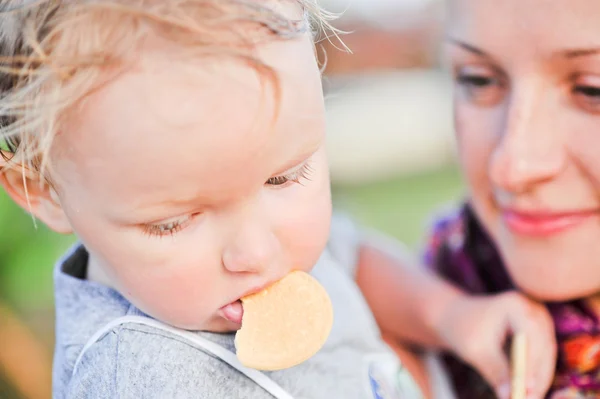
[222,222,278,274]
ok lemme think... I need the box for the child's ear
[0,159,72,234]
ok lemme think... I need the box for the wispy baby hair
[0,0,340,176]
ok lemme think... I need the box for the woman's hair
[0,0,339,175]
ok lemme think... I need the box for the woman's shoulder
[423,205,468,268]
[423,204,510,294]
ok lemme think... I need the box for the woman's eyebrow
[445,37,492,59]
[559,47,600,59]
[448,36,600,60]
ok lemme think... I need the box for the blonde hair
[0,0,340,175]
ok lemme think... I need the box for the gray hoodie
[52,215,424,399]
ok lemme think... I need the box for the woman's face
[447,0,600,301]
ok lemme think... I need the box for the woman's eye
[266,162,313,187]
[457,74,495,88]
[573,84,600,113]
[454,66,505,107]
[143,215,193,238]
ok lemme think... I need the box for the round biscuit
[235,271,333,371]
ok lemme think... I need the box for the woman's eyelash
[574,85,600,97]
[143,215,193,238]
[456,74,495,87]
[266,163,314,186]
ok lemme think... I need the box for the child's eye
[143,214,193,237]
[266,162,313,187]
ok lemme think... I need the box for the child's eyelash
[142,163,314,238]
[266,162,314,186]
[143,215,193,238]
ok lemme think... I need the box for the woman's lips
[502,208,599,236]
[220,300,243,325]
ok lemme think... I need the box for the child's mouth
[220,300,243,325]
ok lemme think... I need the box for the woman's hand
[438,291,556,399]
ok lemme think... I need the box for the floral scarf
[424,205,600,399]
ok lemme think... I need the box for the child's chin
[198,316,242,333]
[161,313,241,333]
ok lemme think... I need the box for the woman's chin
[516,281,600,303]
[504,254,600,303]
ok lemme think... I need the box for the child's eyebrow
[151,196,206,209]
[271,145,319,176]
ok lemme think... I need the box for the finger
[523,313,557,398]
[467,343,511,398]
[507,303,556,399]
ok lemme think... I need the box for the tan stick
[0,303,52,399]
[511,332,527,399]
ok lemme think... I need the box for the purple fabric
[424,204,600,399]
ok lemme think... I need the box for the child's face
[447,0,600,301]
[49,32,331,331]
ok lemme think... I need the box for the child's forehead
[51,33,324,210]
[65,31,321,145]
[73,59,271,161]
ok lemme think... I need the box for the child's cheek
[112,258,222,329]
[286,181,332,273]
